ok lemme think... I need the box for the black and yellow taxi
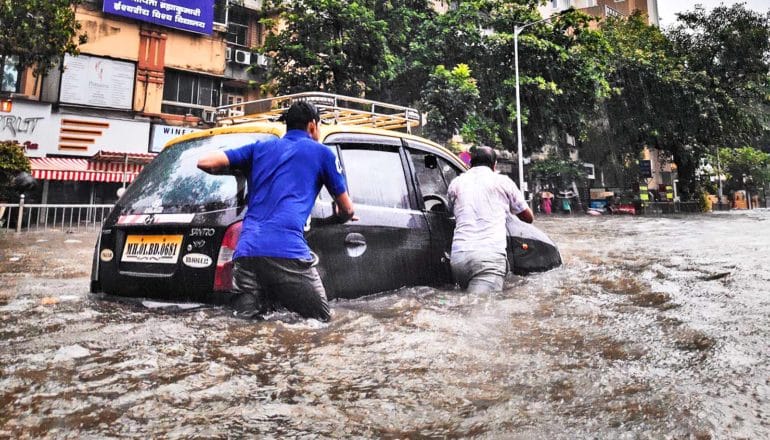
[90,93,561,303]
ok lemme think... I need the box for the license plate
[121,235,183,264]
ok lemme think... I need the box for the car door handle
[344,234,366,246]
[344,233,367,257]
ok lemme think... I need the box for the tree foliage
[0,0,87,77]
[259,1,770,200]
[421,2,610,153]
[584,12,685,189]
[664,4,770,198]
[530,156,586,187]
[420,64,479,145]
[0,141,30,201]
[717,146,770,191]
[369,0,436,104]
[262,0,392,96]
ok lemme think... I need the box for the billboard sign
[60,54,136,110]
[150,124,201,152]
[0,100,56,157]
[104,0,214,35]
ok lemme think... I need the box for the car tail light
[214,221,242,291]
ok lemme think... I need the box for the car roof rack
[216,92,422,133]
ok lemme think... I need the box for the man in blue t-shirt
[197,101,356,321]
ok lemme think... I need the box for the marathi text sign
[104,0,214,35]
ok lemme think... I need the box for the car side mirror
[423,194,450,213]
[424,154,438,169]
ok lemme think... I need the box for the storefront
[0,97,155,204]
[29,151,155,204]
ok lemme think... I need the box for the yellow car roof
[164,122,465,168]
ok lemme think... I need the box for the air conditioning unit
[234,49,251,65]
[228,109,245,117]
[255,54,268,67]
[225,47,233,62]
[202,110,217,124]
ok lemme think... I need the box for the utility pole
[513,9,572,194]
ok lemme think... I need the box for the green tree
[530,156,586,188]
[0,0,87,77]
[420,64,479,145]
[262,0,391,96]
[259,1,611,157]
[717,146,770,192]
[585,12,685,189]
[446,2,611,153]
[0,141,30,201]
[664,4,770,199]
[369,0,436,105]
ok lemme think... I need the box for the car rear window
[119,133,277,214]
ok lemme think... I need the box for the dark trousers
[231,254,330,321]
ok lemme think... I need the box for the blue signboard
[639,160,652,179]
[104,0,214,35]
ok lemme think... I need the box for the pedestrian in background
[447,146,534,293]
[541,188,554,215]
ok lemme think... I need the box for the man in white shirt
[447,146,534,293]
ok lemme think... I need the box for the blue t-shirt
[224,129,347,260]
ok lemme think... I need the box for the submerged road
[1,211,768,438]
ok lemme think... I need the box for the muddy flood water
[1,211,768,439]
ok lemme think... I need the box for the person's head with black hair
[470,145,496,169]
[281,101,321,140]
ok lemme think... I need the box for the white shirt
[447,166,529,255]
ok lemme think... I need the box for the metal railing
[639,201,708,215]
[0,196,114,233]
[216,92,422,132]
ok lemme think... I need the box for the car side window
[408,149,448,198]
[440,158,461,186]
[407,147,463,197]
[339,145,410,209]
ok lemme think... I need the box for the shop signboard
[150,124,201,153]
[0,100,57,157]
[0,101,152,157]
[60,54,136,110]
[639,160,652,179]
[49,115,151,157]
[104,0,215,35]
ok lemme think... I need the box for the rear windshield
[119,133,277,214]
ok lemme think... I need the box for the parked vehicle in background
[90,93,561,303]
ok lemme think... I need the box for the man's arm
[197,151,231,175]
[516,208,534,224]
[504,177,533,223]
[334,192,358,222]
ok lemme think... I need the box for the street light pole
[716,147,723,208]
[514,25,525,193]
[513,9,572,194]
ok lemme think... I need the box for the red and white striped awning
[30,157,145,183]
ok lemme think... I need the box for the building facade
[1,0,272,204]
[538,0,660,26]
